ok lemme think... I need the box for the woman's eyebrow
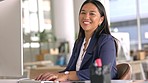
[90,11,97,13]
[81,10,97,13]
[81,10,85,12]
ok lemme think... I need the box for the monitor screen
[0,0,23,77]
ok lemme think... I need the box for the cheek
[79,16,83,25]
[93,18,99,26]
[79,16,82,22]
[79,14,83,19]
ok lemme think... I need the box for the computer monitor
[0,0,23,78]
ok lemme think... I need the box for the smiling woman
[35,0,118,81]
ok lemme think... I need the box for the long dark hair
[76,0,118,56]
[77,0,110,39]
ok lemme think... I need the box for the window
[22,0,53,62]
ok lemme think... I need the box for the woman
[35,0,117,81]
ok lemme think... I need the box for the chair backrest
[116,63,132,80]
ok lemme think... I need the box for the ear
[99,16,104,25]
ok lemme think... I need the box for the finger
[35,73,44,80]
[46,75,58,81]
[41,73,57,81]
[39,73,52,80]
[35,72,52,80]
[42,74,55,81]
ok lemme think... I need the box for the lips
[83,20,91,25]
[83,21,90,24]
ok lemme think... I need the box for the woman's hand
[35,72,68,81]
[55,72,69,82]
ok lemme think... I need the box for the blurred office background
[22,0,148,80]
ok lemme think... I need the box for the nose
[84,13,90,19]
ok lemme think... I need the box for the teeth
[84,22,90,24]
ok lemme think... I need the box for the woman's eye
[90,13,95,15]
[81,12,86,14]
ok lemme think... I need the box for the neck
[85,31,93,41]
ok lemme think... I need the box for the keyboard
[19,79,60,83]
[18,79,88,83]
[19,80,134,83]
[0,79,134,83]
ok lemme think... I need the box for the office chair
[116,63,132,80]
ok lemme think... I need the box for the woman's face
[79,3,104,33]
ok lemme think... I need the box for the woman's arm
[35,71,79,81]
[99,35,117,78]
[56,71,79,81]
[58,69,90,81]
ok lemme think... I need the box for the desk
[0,79,18,83]
[128,60,148,80]
[18,80,146,83]
[0,79,146,83]
[27,66,65,79]
[24,61,54,68]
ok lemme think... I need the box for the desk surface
[0,79,146,83]
[18,80,146,83]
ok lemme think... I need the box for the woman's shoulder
[93,34,115,46]
[99,33,114,40]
